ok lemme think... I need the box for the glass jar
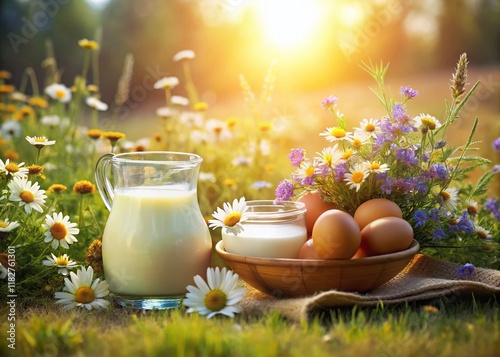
[221,200,307,258]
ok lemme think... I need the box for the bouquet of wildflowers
[275,54,500,268]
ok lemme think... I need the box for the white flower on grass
[0,218,21,233]
[1,119,22,139]
[362,160,390,174]
[314,145,343,168]
[180,111,204,128]
[55,266,110,310]
[171,95,189,106]
[0,159,29,179]
[199,172,216,183]
[183,267,246,319]
[41,115,62,127]
[25,136,56,148]
[344,164,369,192]
[85,97,108,111]
[43,253,78,275]
[154,76,180,89]
[354,118,382,139]
[208,197,249,236]
[43,212,79,249]
[475,225,492,241]
[156,106,173,118]
[45,83,72,103]
[8,177,47,213]
[438,187,460,212]
[414,113,442,131]
[173,50,195,62]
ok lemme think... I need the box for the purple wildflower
[392,103,410,122]
[485,198,500,220]
[288,148,305,167]
[400,86,419,99]
[302,176,315,187]
[429,208,441,222]
[321,95,338,110]
[429,164,449,182]
[432,227,446,241]
[252,181,271,190]
[434,141,447,149]
[413,210,429,227]
[396,148,419,167]
[449,211,475,234]
[274,180,295,203]
[493,137,500,154]
[457,263,475,278]
[492,165,500,173]
[333,161,348,182]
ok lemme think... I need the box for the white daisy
[414,113,442,131]
[232,156,252,167]
[156,106,173,118]
[183,267,246,319]
[314,145,343,168]
[205,118,233,142]
[348,133,370,150]
[180,111,204,128]
[154,76,180,90]
[8,177,46,213]
[198,172,216,183]
[475,225,492,241]
[54,266,110,310]
[173,50,195,62]
[354,118,382,139]
[43,253,78,275]
[362,160,390,174]
[85,97,108,111]
[171,95,190,106]
[344,164,369,192]
[438,187,460,212]
[0,159,29,179]
[41,114,62,127]
[208,197,249,236]
[466,199,479,216]
[45,83,72,103]
[42,212,79,249]
[1,119,22,139]
[0,218,21,233]
[319,126,353,143]
[25,136,56,148]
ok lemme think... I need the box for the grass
[1,295,499,356]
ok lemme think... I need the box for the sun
[256,0,322,49]
[338,4,364,27]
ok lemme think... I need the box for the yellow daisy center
[75,286,95,304]
[204,289,227,311]
[5,163,19,173]
[342,150,352,160]
[365,123,376,132]
[467,205,478,216]
[19,190,35,203]
[323,153,332,165]
[55,90,66,99]
[352,139,362,149]
[421,118,436,130]
[351,171,365,184]
[224,212,242,227]
[305,166,315,177]
[477,230,488,240]
[0,221,8,228]
[35,137,47,143]
[330,127,346,138]
[55,256,69,266]
[50,222,68,240]
[370,162,380,170]
[440,191,451,201]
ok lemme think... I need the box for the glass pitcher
[95,151,212,309]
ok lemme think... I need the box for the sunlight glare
[339,4,364,27]
[256,0,322,48]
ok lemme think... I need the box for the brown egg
[351,245,369,259]
[312,209,361,259]
[360,217,414,256]
[298,239,322,259]
[297,191,337,237]
[354,198,403,230]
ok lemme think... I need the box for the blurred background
[1,0,499,147]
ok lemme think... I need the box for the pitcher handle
[95,153,115,211]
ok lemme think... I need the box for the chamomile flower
[363,160,390,174]
[171,95,190,106]
[294,160,319,186]
[25,136,56,148]
[45,83,72,103]
[320,126,353,143]
[348,133,370,150]
[43,253,78,275]
[354,118,382,139]
[154,76,180,89]
[475,225,492,241]
[0,159,29,179]
[173,50,195,62]
[85,97,108,111]
[438,187,460,212]
[344,164,369,192]
[54,266,110,310]
[314,145,342,168]
[414,113,442,131]
[8,177,46,213]
[183,267,246,319]
[0,218,20,233]
[208,197,249,236]
[43,212,79,249]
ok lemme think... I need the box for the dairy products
[102,187,212,296]
[222,224,307,258]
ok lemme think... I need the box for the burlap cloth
[239,254,500,323]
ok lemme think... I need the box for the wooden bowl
[215,240,420,298]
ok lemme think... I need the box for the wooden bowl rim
[215,239,420,267]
